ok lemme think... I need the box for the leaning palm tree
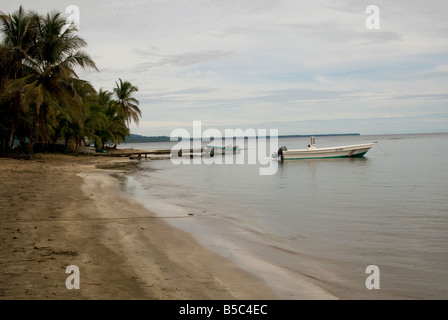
[2,9,98,154]
[113,78,141,126]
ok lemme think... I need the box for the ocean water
[119,132,448,299]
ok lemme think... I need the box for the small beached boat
[275,137,377,160]
[203,144,241,156]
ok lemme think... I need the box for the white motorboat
[275,137,377,160]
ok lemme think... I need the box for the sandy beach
[2,1,446,304]
[0,153,277,300]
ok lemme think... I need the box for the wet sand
[0,152,335,300]
[0,153,276,299]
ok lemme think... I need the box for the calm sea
[119,132,448,299]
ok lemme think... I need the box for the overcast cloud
[2,0,448,135]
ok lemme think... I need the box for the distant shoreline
[126,133,360,143]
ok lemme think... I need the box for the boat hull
[281,143,376,160]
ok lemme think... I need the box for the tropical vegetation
[0,6,141,155]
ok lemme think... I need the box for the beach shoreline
[123,165,340,300]
[1,151,341,300]
[0,153,278,299]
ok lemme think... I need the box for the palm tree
[1,9,98,154]
[103,101,130,148]
[0,6,38,150]
[98,88,113,106]
[1,7,145,155]
[113,78,142,126]
[85,88,130,149]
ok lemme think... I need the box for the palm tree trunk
[74,134,80,155]
[8,122,15,150]
[28,114,37,155]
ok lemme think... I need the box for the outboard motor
[273,146,287,159]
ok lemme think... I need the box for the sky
[2,0,448,136]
